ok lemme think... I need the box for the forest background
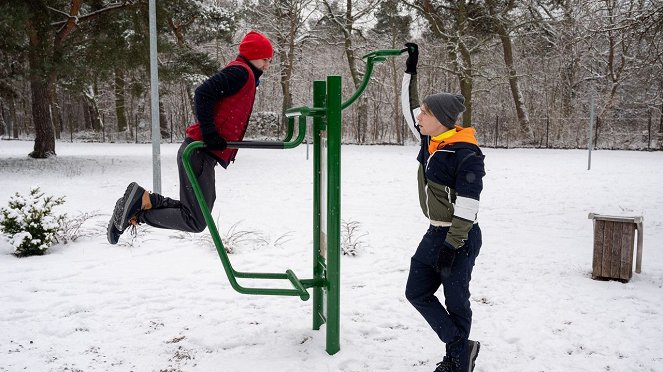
[1,0,662,158]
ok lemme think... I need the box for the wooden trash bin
[588,213,643,282]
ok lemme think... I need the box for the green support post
[312,80,326,332]
[326,75,342,355]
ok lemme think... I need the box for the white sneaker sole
[113,182,140,230]
[468,341,480,372]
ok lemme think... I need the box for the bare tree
[403,0,490,127]
[372,1,412,144]
[272,0,315,130]
[527,0,593,143]
[587,0,647,145]
[485,0,534,140]
[320,0,380,143]
[243,0,314,134]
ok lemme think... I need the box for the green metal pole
[284,117,295,142]
[312,80,326,331]
[326,75,342,355]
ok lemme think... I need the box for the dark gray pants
[138,138,217,233]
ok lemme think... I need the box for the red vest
[185,58,256,166]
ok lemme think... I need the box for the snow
[1,139,662,372]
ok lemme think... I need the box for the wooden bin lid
[588,213,643,224]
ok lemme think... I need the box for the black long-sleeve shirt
[194,58,263,137]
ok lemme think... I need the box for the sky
[1,140,662,372]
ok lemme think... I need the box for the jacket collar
[428,126,479,154]
[237,55,263,85]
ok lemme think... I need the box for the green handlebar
[285,106,326,118]
[194,116,307,149]
[361,48,406,61]
[286,270,310,301]
[342,49,406,109]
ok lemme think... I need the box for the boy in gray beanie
[401,42,485,372]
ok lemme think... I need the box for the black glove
[404,42,419,74]
[202,132,227,151]
[434,241,457,276]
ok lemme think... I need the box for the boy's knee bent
[185,216,207,233]
[191,222,207,233]
[405,287,428,306]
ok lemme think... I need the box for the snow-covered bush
[59,210,102,244]
[0,187,66,257]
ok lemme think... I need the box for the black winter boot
[112,182,149,230]
[434,356,460,372]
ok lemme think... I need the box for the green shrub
[0,187,66,257]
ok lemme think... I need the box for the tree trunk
[0,102,5,138]
[343,0,367,144]
[455,41,473,128]
[277,33,294,135]
[29,78,56,158]
[456,1,473,128]
[390,57,402,144]
[345,44,368,143]
[114,69,128,132]
[560,4,579,121]
[26,1,56,158]
[50,88,62,140]
[560,64,576,119]
[11,100,19,139]
[159,99,169,138]
[167,16,197,118]
[2,99,17,139]
[595,0,628,148]
[83,87,103,132]
[81,95,92,130]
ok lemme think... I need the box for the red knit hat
[239,31,273,60]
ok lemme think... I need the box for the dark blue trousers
[138,138,217,233]
[405,224,481,368]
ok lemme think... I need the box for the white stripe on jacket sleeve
[453,196,480,222]
[401,73,421,139]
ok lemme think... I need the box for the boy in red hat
[107,31,274,243]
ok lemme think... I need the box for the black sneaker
[107,217,122,244]
[112,182,145,231]
[466,340,480,372]
[434,356,460,372]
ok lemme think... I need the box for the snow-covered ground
[1,139,662,372]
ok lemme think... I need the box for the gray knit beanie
[422,93,466,129]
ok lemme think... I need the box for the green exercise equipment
[182,48,405,355]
